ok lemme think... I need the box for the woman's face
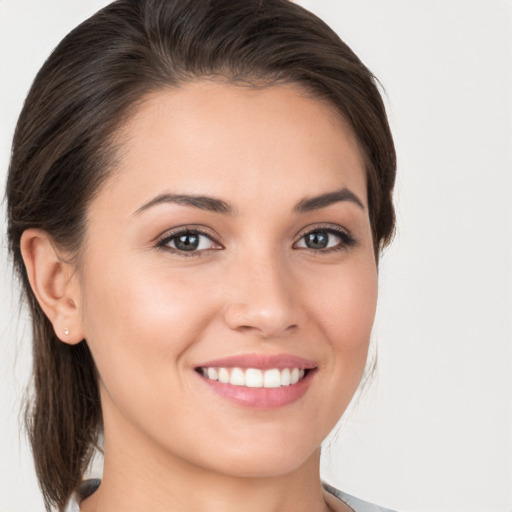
[77,82,377,478]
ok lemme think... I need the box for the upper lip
[196,353,317,370]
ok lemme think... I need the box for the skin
[21,82,377,512]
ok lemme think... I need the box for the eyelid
[294,222,351,239]
[153,223,356,255]
[155,225,223,252]
[293,223,357,250]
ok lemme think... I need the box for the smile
[195,354,317,409]
[198,367,307,388]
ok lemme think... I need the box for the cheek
[304,257,378,362]
[312,258,378,418]
[79,257,218,387]
[77,258,226,447]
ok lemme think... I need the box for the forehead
[96,81,367,214]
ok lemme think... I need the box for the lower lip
[198,370,315,409]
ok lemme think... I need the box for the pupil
[175,233,199,251]
[306,232,328,249]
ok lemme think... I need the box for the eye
[157,228,222,253]
[294,226,356,252]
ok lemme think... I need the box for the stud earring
[64,328,70,335]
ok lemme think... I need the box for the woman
[6,0,396,511]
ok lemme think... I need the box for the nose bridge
[223,245,298,338]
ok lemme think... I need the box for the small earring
[64,328,70,335]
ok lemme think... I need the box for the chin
[209,447,320,480]
[182,425,325,480]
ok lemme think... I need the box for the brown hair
[6,0,396,509]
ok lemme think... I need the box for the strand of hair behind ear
[24,298,101,511]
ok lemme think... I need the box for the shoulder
[65,479,397,512]
[64,479,101,512]
[323,482,398,512]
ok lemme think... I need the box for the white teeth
[245,368,263,388]
[218,367,229,383]
[263,369,281,388]
[281,368,291,386]
[230,367,245,386]
[200,366,309,388]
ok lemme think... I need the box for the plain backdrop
[1,1,511,511]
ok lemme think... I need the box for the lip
[194,353,317,409]
[196,353,317,370]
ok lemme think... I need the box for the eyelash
[156,227,220,257]
[155,224,357,256]
[294,225,357,253]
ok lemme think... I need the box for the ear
[20,229,85,345]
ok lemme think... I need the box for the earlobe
[20,229,84,345]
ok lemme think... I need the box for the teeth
[281,368,291,386]
[263,369,281,388]
[200,366,309,388]
[218,367,229,384]
[230,367,245,386]
[245,368,263,387]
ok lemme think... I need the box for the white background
[1,1,511,511]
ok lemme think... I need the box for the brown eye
[173,233,201,251]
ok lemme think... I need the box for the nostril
[222,295,299,338]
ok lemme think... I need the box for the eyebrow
[134,193,234,216]
[294,187,365,212]
[134,187,364,217]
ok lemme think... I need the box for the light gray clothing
[65,479,397,512]
[324,483,397,512]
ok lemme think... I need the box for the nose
[222,253,300,339]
